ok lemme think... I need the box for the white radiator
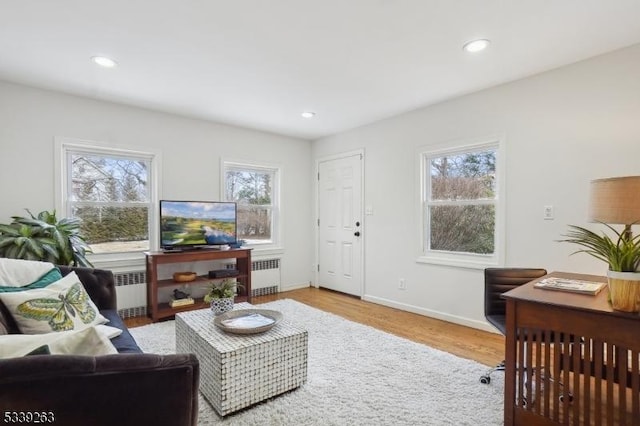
[113,270,147,319]
[251,258,281,296]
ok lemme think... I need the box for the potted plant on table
[0,209,93,267]
[203,279,243,315]
[560,223,640,312]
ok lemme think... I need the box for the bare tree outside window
[224,164,278,245]
[69,153,151,253]
[426,148,496,255]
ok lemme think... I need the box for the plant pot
[606,271,640,313]
[210,297,234,315]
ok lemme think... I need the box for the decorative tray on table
[214,309,283,335]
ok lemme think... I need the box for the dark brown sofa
[0,266,200,426]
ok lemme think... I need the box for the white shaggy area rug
[130,299,504,425]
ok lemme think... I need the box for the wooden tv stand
[145,248,252,322]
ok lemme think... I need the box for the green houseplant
[203,279,243,315]
[561,223,640,312]
[0,209,93,267]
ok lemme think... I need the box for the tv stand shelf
[145,249,252,322]
[155,274,247,288]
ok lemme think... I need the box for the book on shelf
[534,277,606,295]
[169,297,195,308]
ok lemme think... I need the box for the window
[56,139,158,257]
[418,137,504,268]
[223,161,280,248]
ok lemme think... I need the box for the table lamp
[588,175,640,240]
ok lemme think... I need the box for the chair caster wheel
[480,375,490,384]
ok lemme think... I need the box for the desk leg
[504,298,517,425]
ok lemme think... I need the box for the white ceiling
[1,1,640,140]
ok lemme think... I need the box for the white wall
[2,44,639,331]
[0,81,313,291]
[312,44,640,331]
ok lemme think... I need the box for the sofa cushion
[100,310,143,354]
[0,272,108,334]
[0,353,200,426]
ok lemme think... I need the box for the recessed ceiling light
[301,111,316,118]
[91,56,118,68]
[462,39,490,53]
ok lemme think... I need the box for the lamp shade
[588,176,640,225]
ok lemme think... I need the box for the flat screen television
[160,200,237,250]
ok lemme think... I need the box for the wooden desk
[503,271,640,425]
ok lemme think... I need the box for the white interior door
[318,153,363,296]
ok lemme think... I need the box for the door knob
[354,231,361,237]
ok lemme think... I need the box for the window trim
[54,137,162,269]
[416,135,505,269]
[220,158,283,254]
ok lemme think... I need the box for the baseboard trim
[280,283,314,292]
[362,294,498,334]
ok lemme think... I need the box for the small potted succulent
[203,279,243,315]
[560,223,640,312]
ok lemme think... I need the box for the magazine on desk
[534,277,607,295]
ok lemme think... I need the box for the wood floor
[125,287,504,367]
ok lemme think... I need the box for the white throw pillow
[0,272,108,334]
[0,326,118,359]
[95,324,123,339]
[0,258,56,287]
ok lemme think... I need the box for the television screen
[160,200,237,249]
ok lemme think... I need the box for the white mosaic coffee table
[175,303,308,416]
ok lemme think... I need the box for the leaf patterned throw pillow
[0,272,108,334]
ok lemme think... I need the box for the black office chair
[479,267,547,385]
